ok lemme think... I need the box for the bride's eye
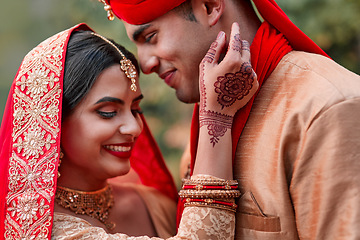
[96,110,117,119]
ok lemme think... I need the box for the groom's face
[124,9,215,104]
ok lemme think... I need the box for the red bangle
[183,184,238,190]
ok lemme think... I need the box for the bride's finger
[241,40,251,62]
[226,22,242,58]
[202,31,226,66]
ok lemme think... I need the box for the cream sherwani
[235,51,360,239]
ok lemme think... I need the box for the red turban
[108,0,186,25]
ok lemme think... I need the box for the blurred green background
[1,0,359,187]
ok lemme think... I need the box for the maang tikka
[98,0,115,21]
[91,32,138,92]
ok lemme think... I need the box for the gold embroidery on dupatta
[5,29,68,239]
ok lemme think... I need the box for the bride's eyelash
[132,109,143,115]
[96,110,116,119]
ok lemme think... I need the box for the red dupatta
[0,23,177,239]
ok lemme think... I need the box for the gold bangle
[184,199,237,213]
[182,178,238,187]
[179,189,241,199]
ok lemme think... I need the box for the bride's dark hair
[62,30,140,120]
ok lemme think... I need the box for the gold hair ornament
[91,32,137,92]
[98,0,115,21]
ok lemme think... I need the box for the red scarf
[252,0,328,57]
[177,21,293,225]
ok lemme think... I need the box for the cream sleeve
[52,207,235,240]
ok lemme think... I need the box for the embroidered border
[4,30,68,239]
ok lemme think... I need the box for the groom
[97,0,360,238]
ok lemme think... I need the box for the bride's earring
[58,149,64,178]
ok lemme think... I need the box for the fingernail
[217,31,224,40]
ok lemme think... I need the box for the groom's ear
[192,0,225,26]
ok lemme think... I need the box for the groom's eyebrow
[133,24,152,41]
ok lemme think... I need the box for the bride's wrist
[199,106,237,120]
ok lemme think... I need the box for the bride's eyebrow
[95,96,124,105]
[94,94,143,105]
[132,94,144,102]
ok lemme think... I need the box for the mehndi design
[214,62,256,109]
[199,33,256,146]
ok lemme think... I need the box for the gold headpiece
[91,32,137,92]
[98,0,115,21]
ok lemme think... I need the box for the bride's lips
[160,70,176,87]
[103,143,133,159]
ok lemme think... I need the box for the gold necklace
[55,184,115,230]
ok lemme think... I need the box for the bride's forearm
[193,127,233,180]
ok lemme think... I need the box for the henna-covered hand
[199,22,259,146]
[215,61,256,109]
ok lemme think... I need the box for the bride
[0,22,257,239]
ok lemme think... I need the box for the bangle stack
[179,176,241,213]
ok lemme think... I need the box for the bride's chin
[106,164,131,178]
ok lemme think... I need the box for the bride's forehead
[84,68,141,103]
